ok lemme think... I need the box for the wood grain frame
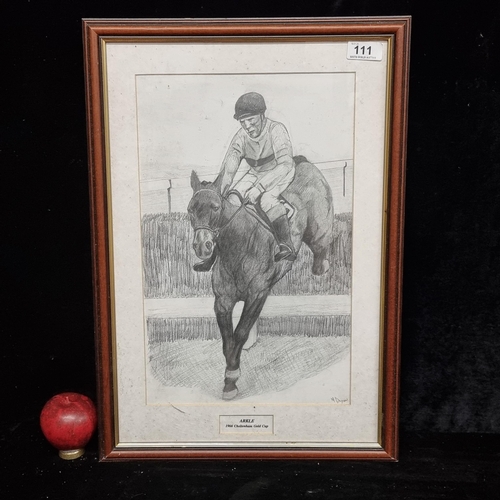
[83,17,410,461]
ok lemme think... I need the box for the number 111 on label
[347,42,384,61]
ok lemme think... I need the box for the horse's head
[188,171,223,261]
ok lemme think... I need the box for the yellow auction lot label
[219,415,274,434]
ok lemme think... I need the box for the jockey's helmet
[234,92,266,120]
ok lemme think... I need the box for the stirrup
[274,244,296,262]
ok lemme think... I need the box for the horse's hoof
[243,338,257,350]
[243,329,258,350]
[222,387,238,400]
[312,259,330,276]
[223,377,238,400]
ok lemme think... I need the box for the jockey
[194,92,297,272]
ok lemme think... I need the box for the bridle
[191,189,247,239]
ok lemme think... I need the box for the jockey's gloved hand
[246,186,263,204]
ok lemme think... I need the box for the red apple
[40,392,97,460]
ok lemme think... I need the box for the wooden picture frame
[83,17,410,460]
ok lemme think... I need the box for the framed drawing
[83,17,410,460]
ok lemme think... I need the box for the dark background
[2,1,499,498]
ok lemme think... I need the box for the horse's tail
[293,155,309,165]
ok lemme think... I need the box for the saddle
[226,154,308,235]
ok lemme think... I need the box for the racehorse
[188,157,334,399]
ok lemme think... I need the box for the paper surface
[104,38,388,447]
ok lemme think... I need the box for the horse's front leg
[222,291,269,399]
[214,294,239,400]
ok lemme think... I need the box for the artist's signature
[331,396,349,403]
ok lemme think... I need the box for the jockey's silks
[220,118,294,193]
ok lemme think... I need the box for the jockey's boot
[272,215,296,262]
[193,249,217,272]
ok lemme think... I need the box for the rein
[192,189,247,238]
[192,188,278,244]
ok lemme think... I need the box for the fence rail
[141,160,353,215]
[145,295,351,319]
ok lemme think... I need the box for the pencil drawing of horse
[188,157,334,399]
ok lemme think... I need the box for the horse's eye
[212,204,220,212]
